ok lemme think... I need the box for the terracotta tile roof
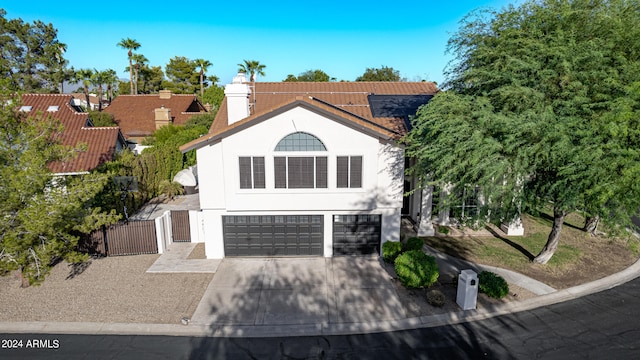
[103,93,207,140]
[20,94,123,174]
[181,81,437,152]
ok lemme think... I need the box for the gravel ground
[0,243,535,325]
[0,254,213,324]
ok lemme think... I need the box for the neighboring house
[70,93,108,111]
[20,94,126,175]
[103,90,208,149]
[180,73,439,259]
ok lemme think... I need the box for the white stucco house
[180,73,442,259]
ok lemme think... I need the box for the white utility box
[456,269,478,310]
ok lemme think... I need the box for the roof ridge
[308,96,401,136]
[117,94,197,97]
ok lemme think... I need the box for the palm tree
[194,59,212,98]
[103,69,118,103]
[52,43,69,93]
[117,38,141,95]
[130,53,148,95]
[91,69,117,111]
[237,60,266,82]
[74,69,94,111]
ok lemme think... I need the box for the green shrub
[427,289,446,307]
[478,271,509,299]
[382,241,403,263]
[158,180,184,199]
[404,237,424,252]
[394,250,439,288]
[438,226,450,235]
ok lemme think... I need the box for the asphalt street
[2,277,638,359]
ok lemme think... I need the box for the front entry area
[332,215,382,256]
[222,215,324,256]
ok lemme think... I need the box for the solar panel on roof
[368,94,433,118]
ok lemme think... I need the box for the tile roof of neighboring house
[180,81,437,152]
[103,92,207,140]
[20,94,123,174]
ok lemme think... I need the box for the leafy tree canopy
[283,69,334,82]
[89,110,117,127]
[405,0,640,264]
[0,9,69,92]
[356,66,404,81]
[202,84,224,113]
[163,56,200,94]
[0,94,119,286]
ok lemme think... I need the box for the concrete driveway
[191,257,406,326]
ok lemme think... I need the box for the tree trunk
[200,70,204,98]
[134,64,139,95]
[129,55,134,95]
[583,215,600,237]
[533,207,567,264]
[98,85,103,112]
[84,86,90,112]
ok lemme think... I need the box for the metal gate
[81,220,158,256]
[171,210,191,242]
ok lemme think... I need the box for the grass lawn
[420,210,640,289]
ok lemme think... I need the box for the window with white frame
[274,132,328,189]
[449,186,479,219]
[274,156,327,189]
[239,156,265,189]
[336,156,362,188]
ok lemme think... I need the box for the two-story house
[180,74,438,259]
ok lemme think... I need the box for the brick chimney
[159,90,172,100]
[154,106,172,129]
[224,73,251,125]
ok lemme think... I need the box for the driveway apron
[190,257,405,327]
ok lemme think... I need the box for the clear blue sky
[4,0,520,87]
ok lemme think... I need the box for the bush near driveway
[382,241,403,263]
[478,271,509,299]
[394,250,439,288]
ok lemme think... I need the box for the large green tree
[163,56,200,94]
[405,0,640,264]
[0,95,119,286]
[137,65,164,94]
[0,9,69,92]
[202,84,224,113]
[356,66,403,81]
[117,38,140,95]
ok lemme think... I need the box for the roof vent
[47,105,59,112]
[19,106,32,112]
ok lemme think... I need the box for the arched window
[275,132,326,151]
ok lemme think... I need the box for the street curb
[1,256,639,338]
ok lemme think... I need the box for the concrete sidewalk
[1,242,640,338]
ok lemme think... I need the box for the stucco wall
[195,106,404,259]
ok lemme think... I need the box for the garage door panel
[333,215,381,256]
[223,215,323,256]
